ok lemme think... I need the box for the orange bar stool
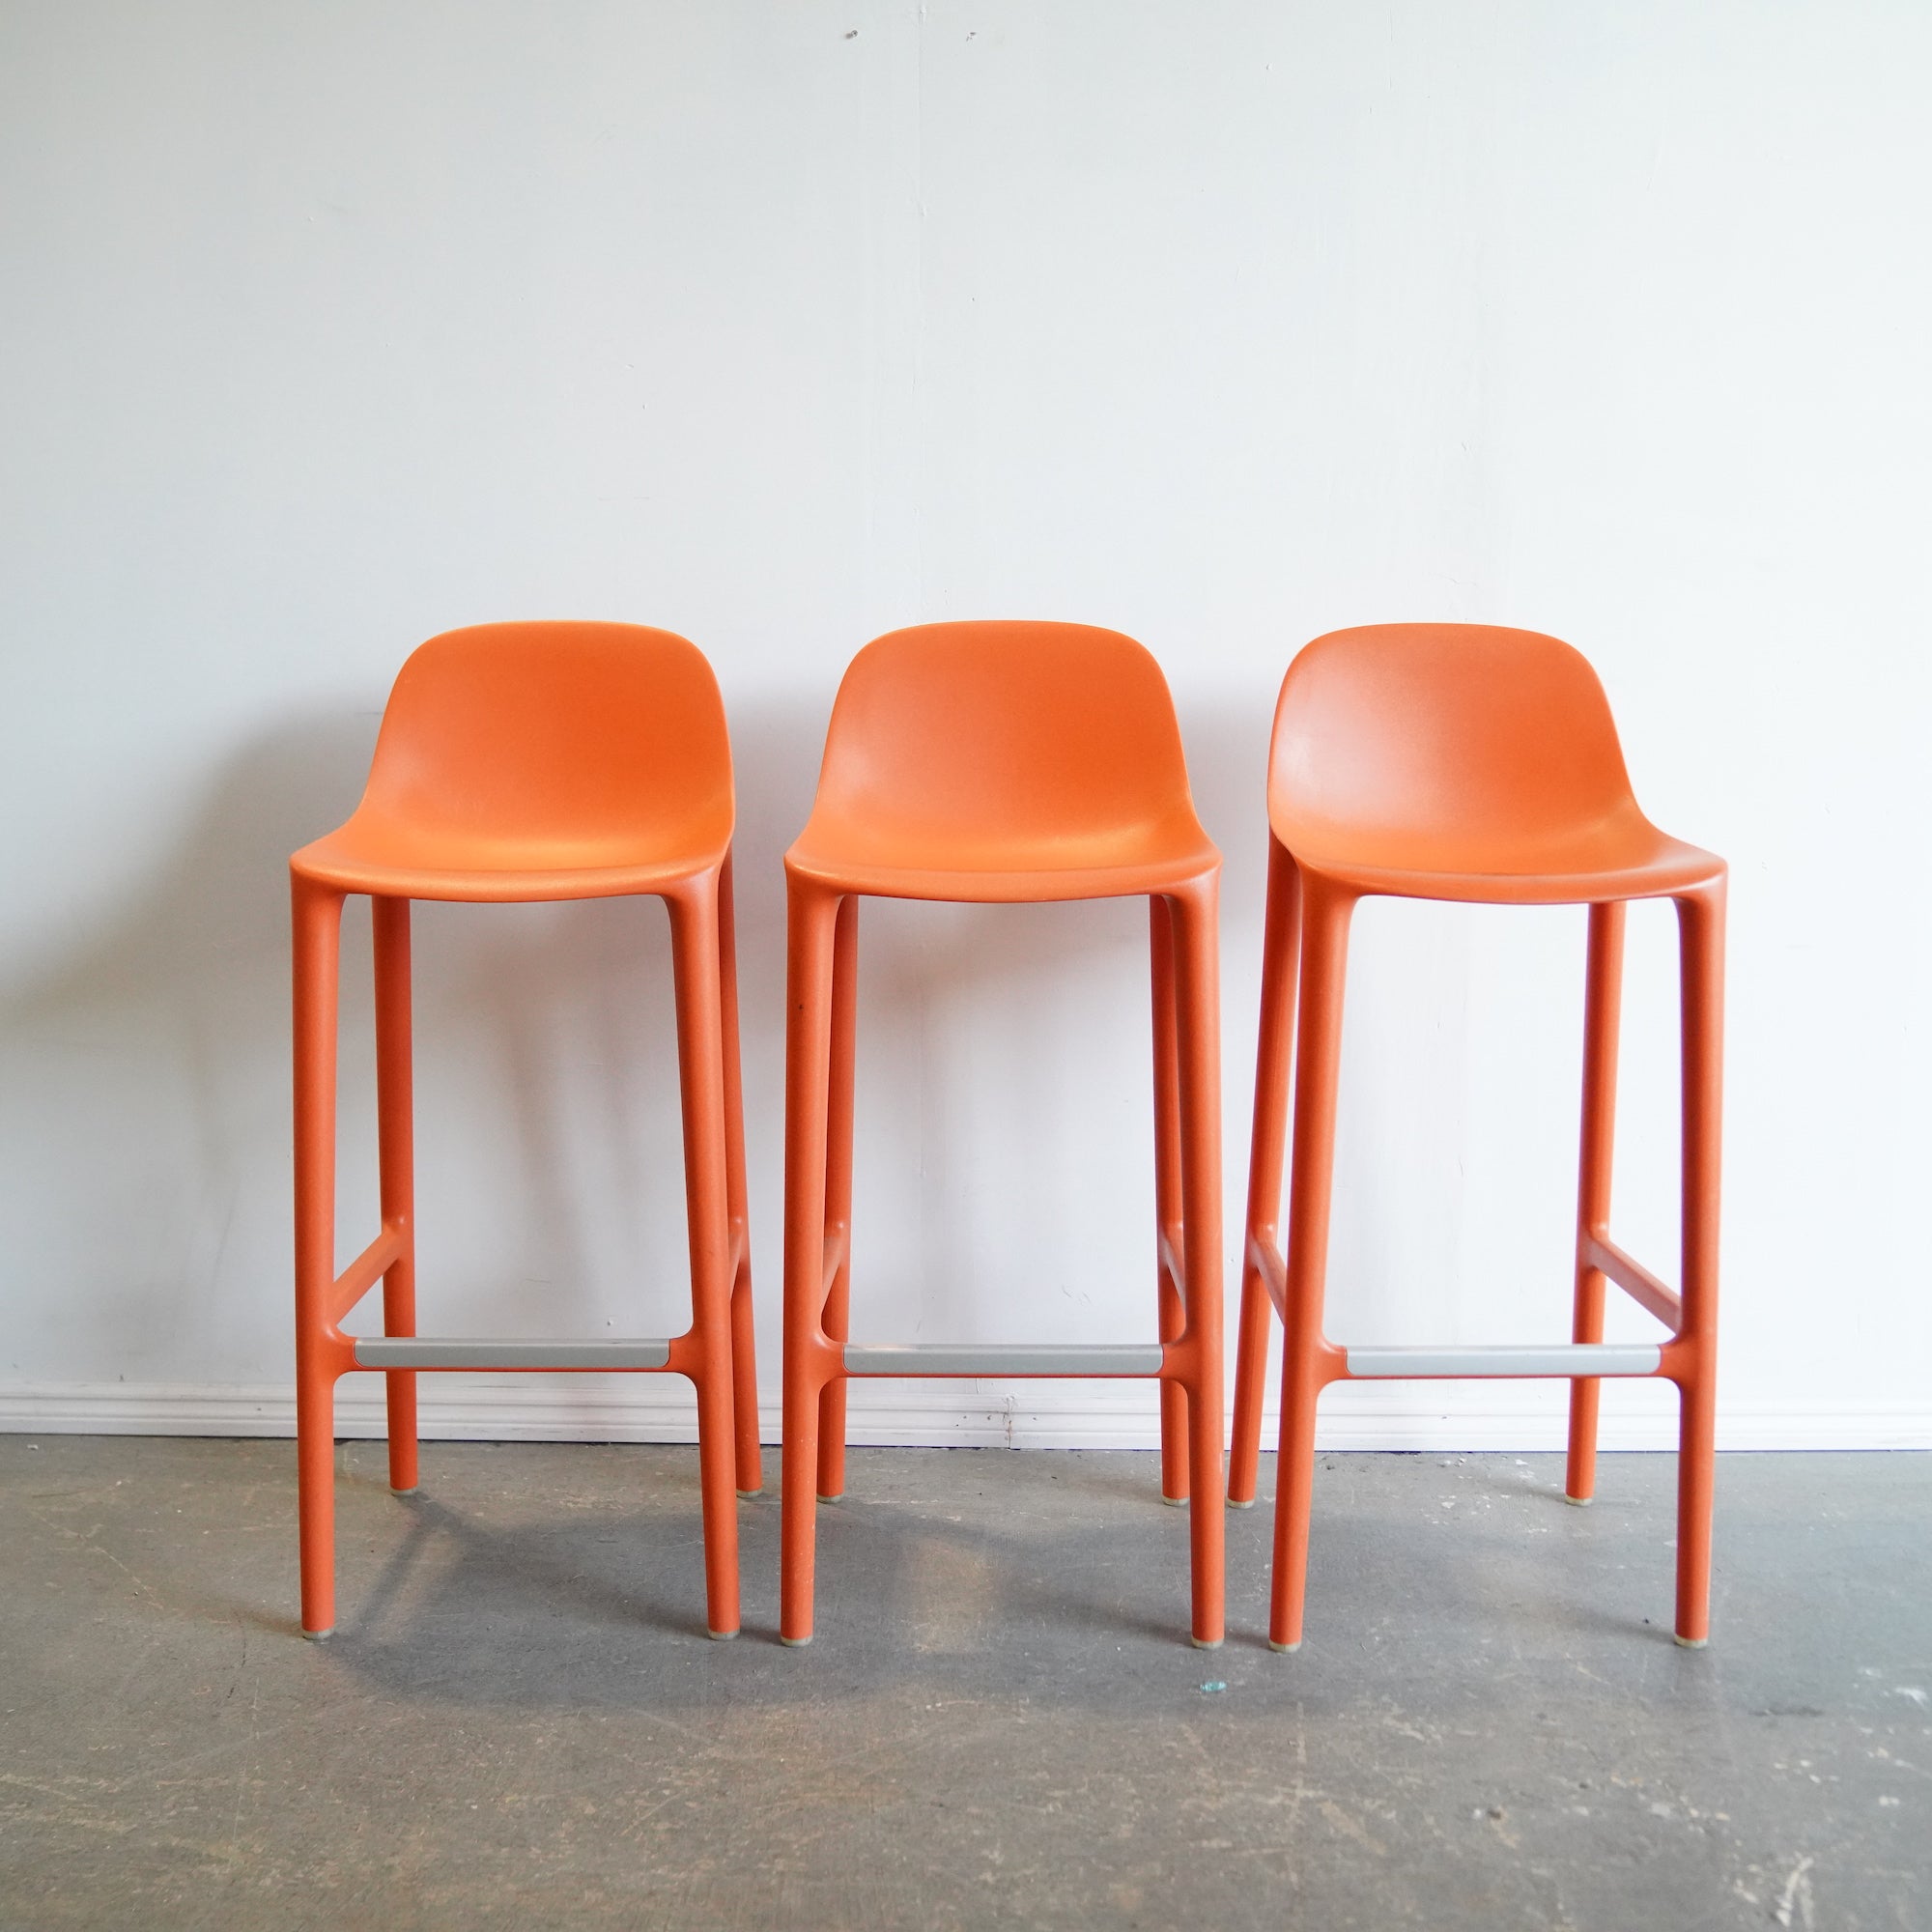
[780,622,1227,1649]
[289,622,760,1641]
[1227,624,1725,1651]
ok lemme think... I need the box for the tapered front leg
[1150,895,1189,1503]
[816,895,859,1503]
[670,875,742,1639]
[781,881,842,1646]
[1230,837,1300,1507]
[1169,880,1225,1649]
[1566,899,1626,1504]
[1672,880,1725,1646]
[292,875,346,1639]
[372,895,418,1497]
[1269,878,1354,1654]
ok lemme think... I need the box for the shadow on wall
[0,674,1277,1386]
[0,711,381,1378]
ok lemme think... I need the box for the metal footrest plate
[353,1337,672,1370]
[1344,1343,1662,1379]
[842,1343,1164,1378]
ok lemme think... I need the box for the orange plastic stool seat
[289,622,759,1640]
[780,622,1227,1648]
[1228,624,1726,1650]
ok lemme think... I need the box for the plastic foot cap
[390,1486,418,1497]
[1674,1634,1709,1649]
[1190,1634,1224,1650]
[1565,1493,1593,1507]
[780,1634,813,1648]
[1268,1638,1302,1654]
[735,1488,763,1500]
[302,1626,334,1642]
[1160,1493,1188,1508]
[1227,1496,1256,1510]
[708,1627,740,1642]
[816,1492,842,1504]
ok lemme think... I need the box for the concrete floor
[2,1439,1926,1930]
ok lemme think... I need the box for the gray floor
[2,1438,1926,1930]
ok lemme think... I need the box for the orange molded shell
[1229,623,1725,1652]
[290,621,758,1642]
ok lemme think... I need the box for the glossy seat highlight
[1228,623,1726,1651]
[290,621,759,1642]
[781,621,1227,1648]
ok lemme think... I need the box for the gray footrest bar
[354,1337,672,1371]
[842,1344,1164,1378]
[1344,1343,1662,1379]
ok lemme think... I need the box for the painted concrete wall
[3,1,1927,1447]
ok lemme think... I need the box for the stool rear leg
[373,895,418,1497]
[1230,838,1300,1507]
[816,895,859,1503]
[1566,899,1626,1505]
[1150,896,1189,1504]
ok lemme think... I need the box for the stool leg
[817,895,859,1503]
[1230,837,1300,1508]
[292,877,345,1639]
[1673,881,1725,1646]
[373,896,419,1497]
[669,877,742,1639]
[781,883,841,1646]
[1269,879,1354,1653]
[1150,896,1189,1504]
[717,854,762,1498]
[1170,881,1225,1648]
[1566,900,1626,1505]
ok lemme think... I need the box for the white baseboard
[1,1378,1926,1451]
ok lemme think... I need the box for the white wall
[3,1,1927,1449]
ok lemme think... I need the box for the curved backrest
[353,621,732,851]
[1268,624,1644,862]
[810,621,1198,844]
